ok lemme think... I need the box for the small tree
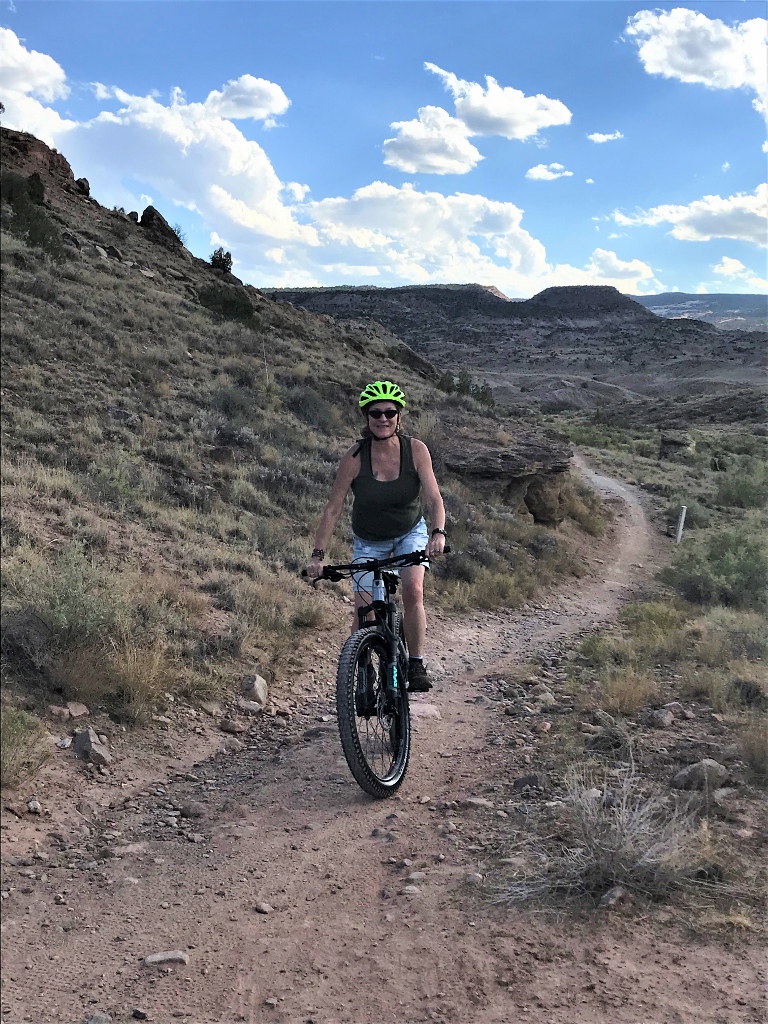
[436,371,455,393]
[171,223,187,245]
[210,247,233,273]
[455,369,473,396]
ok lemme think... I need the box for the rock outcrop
[1,127,77,191]
[443,436,573,525]
[139,205,183,249]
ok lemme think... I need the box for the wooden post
[675,505,687,544]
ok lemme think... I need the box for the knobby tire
[336,627,411,798]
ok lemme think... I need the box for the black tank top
[351,435,422,542]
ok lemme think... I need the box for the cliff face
[1,127,79,189]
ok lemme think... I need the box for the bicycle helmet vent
[358,380,407,409]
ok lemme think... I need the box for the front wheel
[336,627,411,798]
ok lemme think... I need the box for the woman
[307,380,447,692]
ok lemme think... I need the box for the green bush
[198,282,254,322]
[210,246,233,273]
[715,459,768,509]
[0,170,63,259]
[660,527,768,611]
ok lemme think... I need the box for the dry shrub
[597,667,659,715]
[495,767,702,906]
[740,716,768,786]
[561,478,609,536]
[0,705,50,788]
[291,600,326,629]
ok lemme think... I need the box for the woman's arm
[307,447,359,574]
[412,439,446,558]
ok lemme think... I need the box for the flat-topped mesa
[443,435,573,526]
[515,285,656,320]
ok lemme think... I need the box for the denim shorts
[351,517,429,593]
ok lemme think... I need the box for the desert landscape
[1,117,766,1024]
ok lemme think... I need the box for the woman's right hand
[306,557,325,579]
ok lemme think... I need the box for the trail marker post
[675,505,687,544]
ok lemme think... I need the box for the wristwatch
[311,548,325,559]
[430,528,447,538]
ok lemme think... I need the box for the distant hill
[634,292,767,332]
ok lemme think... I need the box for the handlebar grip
[300,569,308,577]
[444,544,451,554]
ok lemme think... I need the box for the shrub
[171,223,187,246]
[715,460,768,509]
[0,705,50,787]
[210,247,233,273]
[0,170,63,259]
[198,283,254,322]
[660,527,768,612]
[740,717,768,785]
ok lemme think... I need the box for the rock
[535,692,558,708]
[401,885,421,896]
[465,873,483,886]
[219,719,248,734]
[72,727,113,766]
[236,697,264,716]
[179,801,205,819]
[56,736,72,749]
[671,759,729,792]
[241,673,269,707]
[463,797,494,809]
[219,737,244,754]
[409,702,441,720]
[140,205,183,249]
[143,949,189,967]
[406,871,426,882]
[254,902,273,914]
[74,177,90,196]
[512,774,540,791]
[264,997,279,1008]
[533,720,552,734]
[659,431,695,462]
[651,709,675,729]
[127,211,139,222]
[200,701,222,717]
[26,798,42,814]
[61,231,80,249]
[66,701,89,718]
[139,268,156,278]
[599,885,629,908]
[94,244,109,259]
[104,244,123,260]
[48,704,71,720]
[132,1011,149,1021]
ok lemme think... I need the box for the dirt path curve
[2,462,762,1024]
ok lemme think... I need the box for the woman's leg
[400,565,426,656]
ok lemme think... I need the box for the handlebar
[301,546,450,583]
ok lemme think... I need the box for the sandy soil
[1,462,764,1024]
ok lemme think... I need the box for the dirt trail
[1,463,763,1024]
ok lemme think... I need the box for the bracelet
[430,528,447,538]
[311,548,325,559]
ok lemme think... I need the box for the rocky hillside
[266,283,767,414]
[636,292,768,332]
[1,127,605,728]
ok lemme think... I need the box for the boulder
[241,674,269,707]
[72,727,112,766]
[658,432,695,462]
[74,177,90,197]
[139,205,182,249]
[671,758,728,792]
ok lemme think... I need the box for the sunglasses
[367,408,399,420]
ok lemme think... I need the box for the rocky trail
[1,464,764,1024]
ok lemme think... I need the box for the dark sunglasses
[367,408,399,420]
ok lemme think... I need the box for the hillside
[0,127,601,728]
[636,291,768,332]
[266,283,767,414]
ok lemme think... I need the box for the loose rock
[72,727,112,766]
[254,902,273,914]
[219,719,248,734]
[671,759,729,791]
[241,673,269,707]
[143,949,189,967]
[651,709,675,729]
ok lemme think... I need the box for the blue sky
[2,1,766,295]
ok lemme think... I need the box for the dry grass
[0,704,50,788]
[740,716,768,786]
[494,767,703,906]
[597,667,660,715]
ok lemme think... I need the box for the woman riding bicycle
[306,380,447,692]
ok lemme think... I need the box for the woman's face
[366,403,400,439]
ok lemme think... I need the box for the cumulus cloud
[626,9,768,126]
[383,105,482,174]
[202,74,290,121]
[614,184,768,246]
[526,162,574,181]
[588,130,624,143]
[425,62,572,140]
[712,255,768,290]
[0,27,68,101]
[586,248,653,280]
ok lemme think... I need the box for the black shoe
[407,660,432,693]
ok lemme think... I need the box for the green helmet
[358,380,407,409]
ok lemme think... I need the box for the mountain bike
[304,550,433,799]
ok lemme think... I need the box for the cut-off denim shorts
[351,517,429,594]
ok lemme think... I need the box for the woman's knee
[402,580,424,611]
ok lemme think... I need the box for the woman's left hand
[426,532,446,559]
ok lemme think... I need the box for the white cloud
[586,178,595,184]
[526,162,574,181]
[284,182,310,201]
[587,130,624,143]
[586,248,653,280]
[722,161,730,171]
[202,74,290,121]
[383,105,482,174]
[425,62,571,140]
[626,9,768,126]
[712,255,768,290]
[0,27,68,101]
[614,184,768,246]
